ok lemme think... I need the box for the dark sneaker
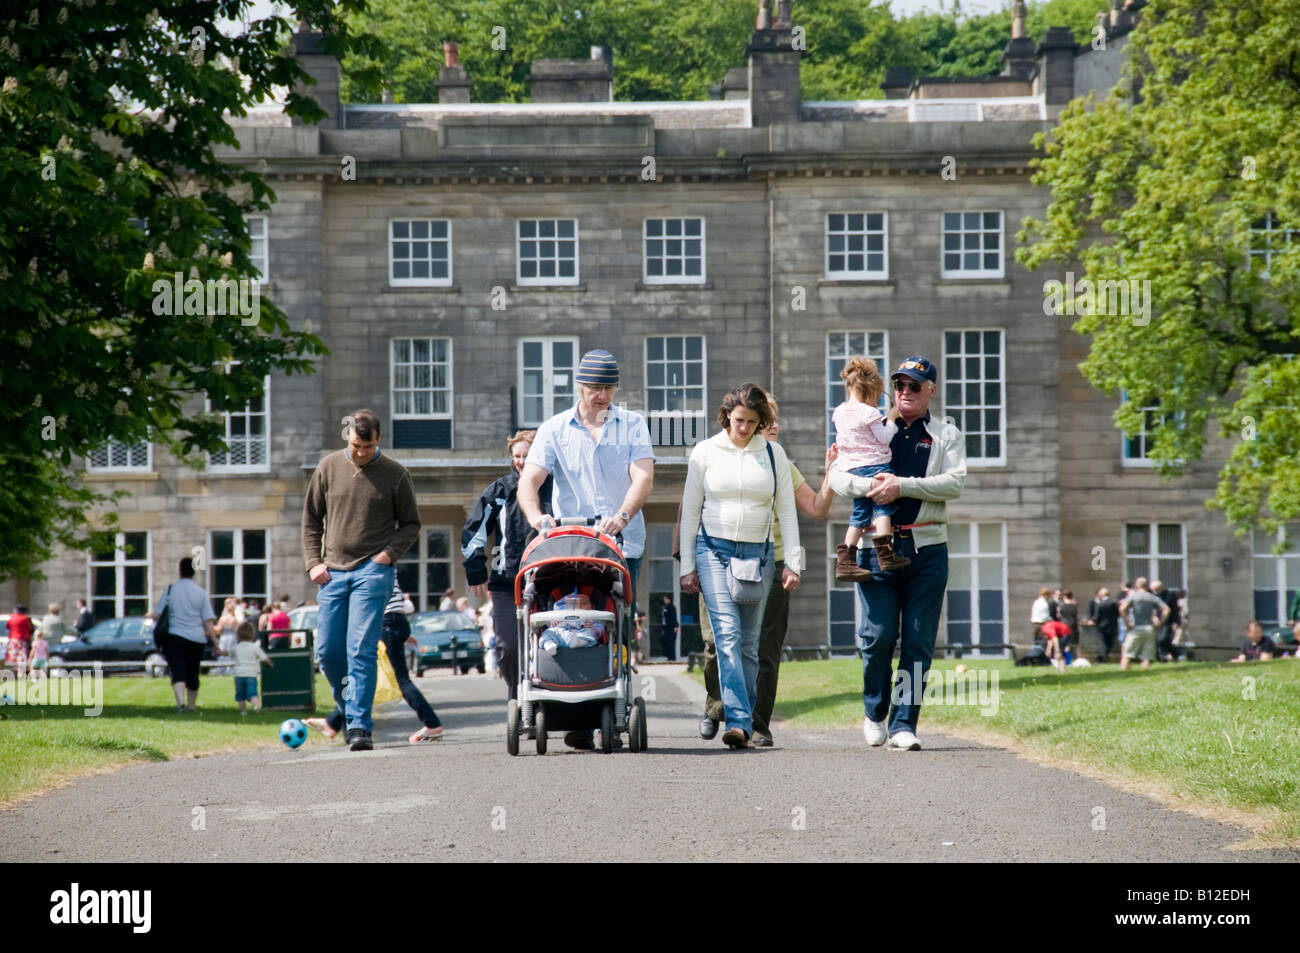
[699,716,719,740]
[563,730,595,750]
[346,730,373,751]
[752,731,774,747]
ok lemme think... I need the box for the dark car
[47,617,168,676]
[409,611,486,677]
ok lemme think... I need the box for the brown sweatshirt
[301,449,421,572]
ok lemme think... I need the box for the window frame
[86,440,152,473]
[824,211,889,279]
[941,328,1006,467]
[1123,523,1188,591]
[87,531,151,621]
[516,218,580,287]
[642,217,706,285]
[207,529,270,617]
[206,365,271,474]
[397,527,454,612]
[1251,525,1300,627]
[388,218,453,288]
[246,214,269,283]
[391,337,454,422]
[517,337,580,428]
[944,522,1010,658]
[826,330,889,447]
[644,334,708,449]
[1249,212,1297,279]
[940,209,1005,279]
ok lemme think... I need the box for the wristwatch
[617,511,632,523]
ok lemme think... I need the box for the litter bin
[260,628,315,711]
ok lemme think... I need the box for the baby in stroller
[539,590,608,656]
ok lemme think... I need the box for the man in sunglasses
[828,355,967,751]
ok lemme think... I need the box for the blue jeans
[695,534,774,736]
[326,612,441,734]
[848,463,896,527]
[315,558,395,733]
[855,536,948,735]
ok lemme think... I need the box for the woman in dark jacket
[461,430,550,700]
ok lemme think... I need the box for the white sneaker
[863,717,887,746]
[888,730,921,751]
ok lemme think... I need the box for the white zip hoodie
[679,430,804,576]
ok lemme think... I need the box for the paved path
[1,668,1294,862]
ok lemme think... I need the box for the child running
[230,621,272,713]
[831,356,910,581]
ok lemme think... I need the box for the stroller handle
[542,515,623,545]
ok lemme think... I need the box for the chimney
[436,41,472,103]
[290,24,340,128]
[746,0,801,126]
[1036,25,1076,108]
[881,67,914,99]
[1001,0,1036,79]
[527,46,614,102]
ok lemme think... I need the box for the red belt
[897,521,938,530]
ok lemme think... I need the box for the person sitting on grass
[1229,620,1276,663]
[231,622,272,714]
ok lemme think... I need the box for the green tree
[1017,0,1300,537]
[0,1,381,582]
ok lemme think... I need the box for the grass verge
[692,657,1300,845]
[0,673,337,808]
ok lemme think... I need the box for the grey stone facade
[14,0,1267,657]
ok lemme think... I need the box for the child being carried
[831,356,911,581]
[539,591,607,656]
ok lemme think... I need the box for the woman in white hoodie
[679,383,802,748]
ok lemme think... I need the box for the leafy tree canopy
[0,0,380,581]
[1017,0,1300,539]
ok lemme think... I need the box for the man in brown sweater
[302,409,420,750]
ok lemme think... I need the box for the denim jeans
[695,534,774,736]
[326,611,440,734]
[848,463,896,526]
[855,536,948,735]
[315,558,394,733]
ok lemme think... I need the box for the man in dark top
[659,594,678,661]
[1230,620,1276,662]
[830,355,967,751]
[74,598,94,636]
[1086,587,1120,663]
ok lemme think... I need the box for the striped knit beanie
[575,349,619,386]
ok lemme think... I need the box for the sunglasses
[893,380,924,393]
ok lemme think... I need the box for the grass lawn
[693,657,1300,845]
[0,673,337,807]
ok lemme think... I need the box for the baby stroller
[506,518,648,755]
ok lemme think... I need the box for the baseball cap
[892,355,937,383]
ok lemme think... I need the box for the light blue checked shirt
[526,402,655,558]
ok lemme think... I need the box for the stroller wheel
[506,698,520,757]
[535,704,547,755]
[600,703,614,754]
[630,696,647,753]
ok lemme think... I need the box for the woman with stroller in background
[679,383,802,749]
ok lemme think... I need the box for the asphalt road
[1,667,1295,863]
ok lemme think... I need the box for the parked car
[46,617,168,676]
[408,611,485,676]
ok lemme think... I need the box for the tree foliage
[0,0,380,581]
[342,0,1101,105]
[1017,0,1300,538]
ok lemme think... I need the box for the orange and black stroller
[506,518,648,755]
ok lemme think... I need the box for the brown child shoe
[872,534,911,571]
[835,543,874,582]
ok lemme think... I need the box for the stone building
[12,0,1292,659]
